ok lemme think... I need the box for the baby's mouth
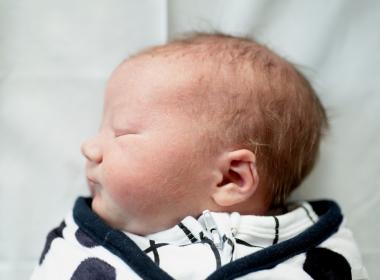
[87,177,99,195]
[87,177,97,185]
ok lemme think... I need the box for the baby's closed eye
[114,129,137,137]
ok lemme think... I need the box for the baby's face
[81,57,218,234]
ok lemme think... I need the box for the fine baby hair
[135,32,328,209]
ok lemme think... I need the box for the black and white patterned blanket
[31,197,368,279]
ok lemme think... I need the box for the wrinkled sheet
[0,0,379,279]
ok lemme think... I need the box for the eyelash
[114,130,130,137]
[114,129,138,138]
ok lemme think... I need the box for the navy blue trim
[205,200,343,280]
[73,198,174,280]
[73,198,342,280]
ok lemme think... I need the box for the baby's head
[81,33,328,235]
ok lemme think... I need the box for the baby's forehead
[109,55,214,103]
[105,55,216,119]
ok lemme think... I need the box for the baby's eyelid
[114,129,136,137]
[114,129,127,137]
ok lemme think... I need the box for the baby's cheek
[103,164,132,196]
[101,160,151,205]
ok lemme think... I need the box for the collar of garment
[73,197,342,280]
[124,201,319,252]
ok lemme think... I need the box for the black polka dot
[71,258,116,280]
[303,247,352,280]
[39,221,66,265]
[75,229,98,248]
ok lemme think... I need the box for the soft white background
[0,0,379,279]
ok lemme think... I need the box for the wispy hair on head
[133,32,328,208]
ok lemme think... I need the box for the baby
[32,33,368,279]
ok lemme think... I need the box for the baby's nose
[81,137,103,164]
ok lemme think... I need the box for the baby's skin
[81,55,267,235]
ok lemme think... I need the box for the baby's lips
[86,177,98,195]
[87,177,97,185]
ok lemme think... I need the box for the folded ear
[212,149,259,207]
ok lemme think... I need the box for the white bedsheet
[0,0,379,279]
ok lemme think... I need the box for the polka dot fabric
[75,229,98,248]
[31,198,368,280]
[71,258,116,280]
[39,221,66,265]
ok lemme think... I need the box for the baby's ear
[212,149,259,207]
